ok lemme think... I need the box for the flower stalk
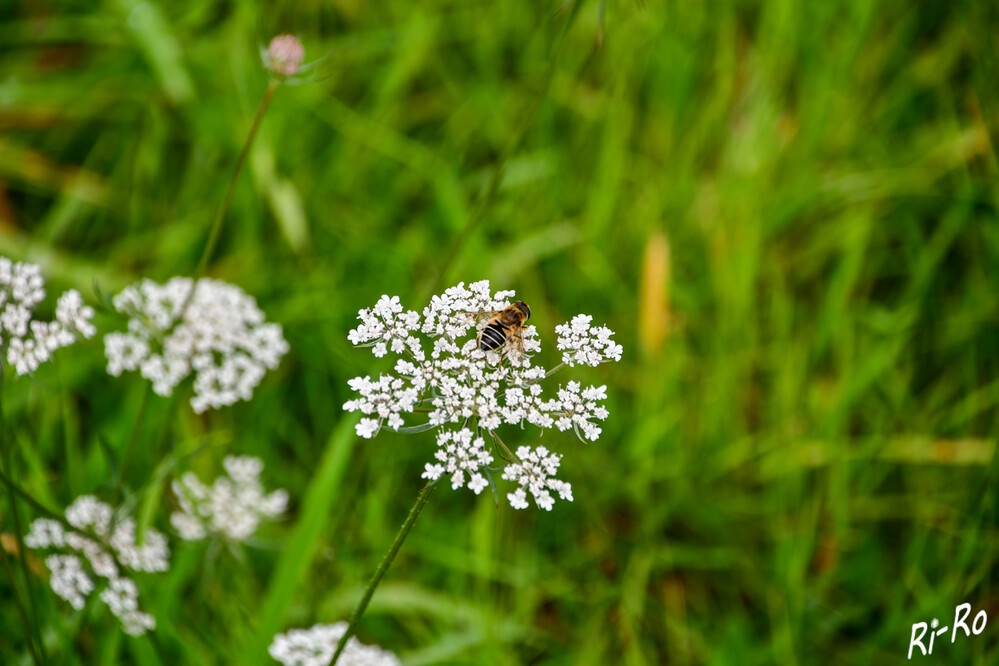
[488,428,517,463]
[177,77,279,320]
[328,478,440,666]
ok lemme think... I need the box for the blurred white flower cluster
[170,455,288,541]
[344,280,622,511]
[0,258,96,375]
[269,622,400,666]
[24,495,169,635]
[104,277,288,413]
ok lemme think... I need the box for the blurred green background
[2,0,999,663]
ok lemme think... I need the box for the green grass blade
[240,416,358,665]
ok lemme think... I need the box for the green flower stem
[328,478,441,666]
[0,381,45,665]
[489,428,517,463]
[0,468,65,525]
[177,77,280,320]
[545,362,565,378]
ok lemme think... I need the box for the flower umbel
[421,428,494,494]
[25,495,169,635]
[104,277,289,413]
[171,455,288,542]
[0,258,95,376]
[502,445,574,511]
[269,622,400,666]
[556,314,623,367]
[344,280,621,511]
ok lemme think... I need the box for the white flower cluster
[555,314,623,367]
[269,622,400,666]
[170,455,288,541]
[344,375,421,437]
[555,381,609,441]
[345,280,622,511]
[421,428,493,494]
[0,258,96,375]
[25,495,170,635]
[502,445,573,511]
[104,277,288,413]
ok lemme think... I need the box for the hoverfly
[470,301,532,356]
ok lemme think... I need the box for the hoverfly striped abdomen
[475,301,531,354]
[478,322,510,351]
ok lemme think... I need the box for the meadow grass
[1,0,999,663]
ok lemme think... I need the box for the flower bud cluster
[24,495,169,635]
[104,277,288,413]
[171,455,288,542]
[0,258,95,375]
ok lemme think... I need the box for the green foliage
[1,0,999,663]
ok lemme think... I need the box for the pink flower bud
[265,35,304,77]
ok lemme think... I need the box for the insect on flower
[344,281,623,510]
[471,301,532,356]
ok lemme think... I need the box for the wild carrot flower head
[0,258,95,376]
[269,622,401,666]
[25,495,169,635]
[265,35,305,77]
[104,277,288,413]
[344,280,622,511]
[171,455,288,542]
